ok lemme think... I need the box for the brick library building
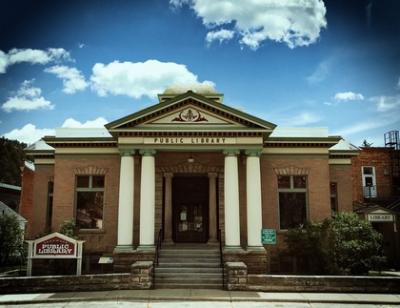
[20,91,361,282]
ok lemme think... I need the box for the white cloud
[334,120,390,136]
[171,0,327,49]
[206,29,235,44]
[1,80,54,112]
[78,43,85,49]
[307,59,330,84]
[371,95,400,112]
[3,123,55,145]
[0,48,72,74]
[45,65,88,94]
[281,111,321,126]
[2,117,109,145]
[61,117,108,128]
[334,91,364,102]
[90,59,215,99]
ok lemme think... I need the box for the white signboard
[26,232,84,276]
[367,214,394,222]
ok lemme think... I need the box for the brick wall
[52,154,120,253]
[19,167,34,238]
[329,164,353,212]
[260,154,331,272]
[352,148,393,202]
[31,164,54,238]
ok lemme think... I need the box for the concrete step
[157,259,220,264]
[155,276,223,284]
[159,251,219,257]
[155,267,222,273]
[154,283,222,289]
[157,262,221,268]
[155,272,222,278]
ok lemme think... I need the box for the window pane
[92,176,105,188]
[293,176,307,188]
[279,192,306,229]
[76,191,104,229]
[363,167,373,175]
[365,177,373,186]
[330,182,338,214]
[278,176,291,189]
[77,176,90,188]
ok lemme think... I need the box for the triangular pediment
[140,104,244,127]
[106,91,276,132]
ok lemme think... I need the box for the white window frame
[277,175,308,230]
[75,175,105,230]
[361,166,377,198]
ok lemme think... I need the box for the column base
[246,245,266,252]
[113,245,135,253]
[163,239,175,245]
[223,245,244,253]
[137,245,156,252]
[207,239,219,245]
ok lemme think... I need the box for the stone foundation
[223,248,267,274]
[113,249,155,272]
[224,261,248,290]
[0,260,154,294]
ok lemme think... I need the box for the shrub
[59,219,77,239]
[284,213,386,275]
[0,214,25,266]
[326,212,386,274]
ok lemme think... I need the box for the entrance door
[172,176,209,243]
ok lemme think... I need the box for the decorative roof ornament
[172,108,208,122]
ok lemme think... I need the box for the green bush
[284,213,386,275]
[0,214,25,267]
[59,219,77,239]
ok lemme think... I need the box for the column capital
[164,172,174,179]
[139,149,157,156]
[119,149,135,156]
[208,172,218,179]
[245,149,263,157]
[223,149,240,156]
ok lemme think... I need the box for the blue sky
[0,0,399,146]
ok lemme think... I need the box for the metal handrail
[155,228,162,266]
[218,228,224,289]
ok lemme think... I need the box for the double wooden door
[172,176,209,243]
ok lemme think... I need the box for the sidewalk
[1,289,400,305]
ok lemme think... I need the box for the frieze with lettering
[144,137,237,144]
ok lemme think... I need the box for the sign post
[26,232,84,276]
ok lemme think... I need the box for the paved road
[3,301,398,307]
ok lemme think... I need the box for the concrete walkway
[1,289,400,306]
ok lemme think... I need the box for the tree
[0,137,27,186]
[0,214,25,266]
[361,139,373,147]
[284,213,386,275]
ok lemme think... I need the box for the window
[362,166,377,198]
[278,175,307,229]
[330,182,338,215]
[75,175,104,229]
[46,181,54,232]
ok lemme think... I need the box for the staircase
[154,243,223,289]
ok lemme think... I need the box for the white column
[116,150,135,251]
[245,150,263,248]
[139,149,156,248]
[223,149,241,248]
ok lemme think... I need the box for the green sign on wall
[261,229,276,245]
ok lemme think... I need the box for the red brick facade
[352,147,393,202]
